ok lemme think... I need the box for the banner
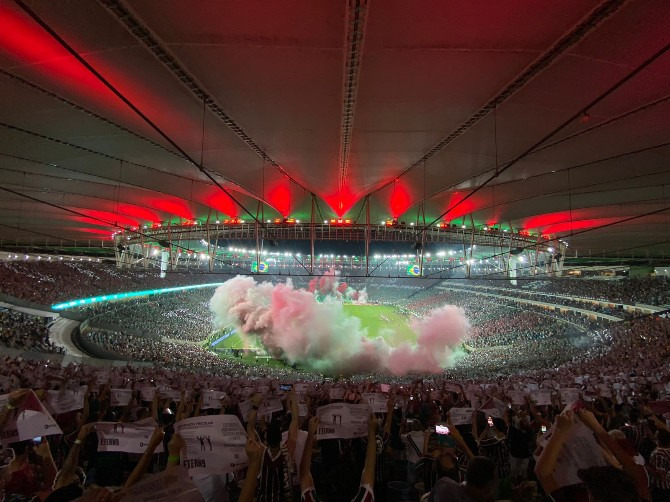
[202,390,226,410]
[110,389,133,407]
[120,467,204,502]
[175,415,248,475]
[46,389,85,415]
[361,393,388,413]
[315,403,371,440]
[449,407,475,426]
[95,420,156,454]
[0,391,62,445]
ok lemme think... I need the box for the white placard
[329,388,345,400]
[551,421,608,488]
[362,393,388,413]
[507,390,527,406]
[559,388,580,403]
[297,402,308,417]
[530,390,553,406]
[46,389,85,415]
[282,429,308,477]
[315,403,371,440]
[449,407,475,426]
[120,468,204,502]
[202,390,226,410]
[380,384,391,393]
[95,421,156,454]
[175,415,248,475]
[294,383,309,395]
[140,387,157,402]
[444,382,462,393]
[0,391,62,445]
[110,389,133,407]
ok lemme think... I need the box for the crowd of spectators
[0,309,63,354]
[0,313,669,501]
[2,261,670,500]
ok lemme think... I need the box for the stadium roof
[0,0,668,255]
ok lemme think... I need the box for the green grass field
[212,304,417,351]
[342,304,417,346]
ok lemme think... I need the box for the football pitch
[213,304,417,351]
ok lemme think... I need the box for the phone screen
[435,424,450,435]
[279,384,292,391]
[541,425,547,433]
[487,416,494,427]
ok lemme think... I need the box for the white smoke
[209,275,469,375]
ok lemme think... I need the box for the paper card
[530,390,553,406]
[449,408,474,426]
[282,429,308,476]
[507,390,527,406]
[202,390,226,410]
[297,402,308,417]
[315,403,371,440]
[559,388,581,403]
[140,387,157,402]
[0,391,62,445]
[380,384,391,393]
[329,388,345,400]
[260,398,283,416]
[110,389,133,407]
[294,383,309,395]
[361,393,388,413]
[551,421,607,488]
[119,468,204,502]
[46,389,85,415]
[443,382,462,393]
[95,421,155,454]
[175,415,248,475]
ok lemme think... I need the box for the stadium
[0,2,669,501]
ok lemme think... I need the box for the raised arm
[122,427,165,490]
[287,389,299,457]
[300,416,319,493]
[446,413,474,460]
[361,414,378,488]
[239,436,265,502]
[54,423,94,490]
[577,409,651,502]
[535,411,574,494]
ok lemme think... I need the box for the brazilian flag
[407,264,420,276]
[252,261,268,273]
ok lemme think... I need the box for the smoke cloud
[209,275,469,375]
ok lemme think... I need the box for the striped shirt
[256,443,294,502]
[649,447,670,490]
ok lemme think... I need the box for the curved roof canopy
[0,0,668,256]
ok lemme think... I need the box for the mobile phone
[435,424,450,435]
[31,437,41,444]
[410,396,414,400]
[487,416,494,427]
[541,425,547,433]
[279,384,292,391]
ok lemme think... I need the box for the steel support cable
[12,0,270,231]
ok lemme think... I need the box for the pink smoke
[210,276,469,375]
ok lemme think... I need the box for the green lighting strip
[51,282,226,311]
